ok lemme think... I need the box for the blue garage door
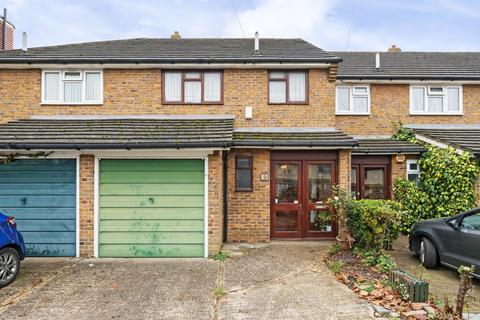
[0,159,76,256]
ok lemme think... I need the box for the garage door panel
[0,171,76,183]
[99,159,205,257]
[99,244,204,258]
[100,207,204,220]
[100,195,204,208]
[17,220,76,232]
[0,183,76,195]
[100,171,204,184]
[100,219,204,232]
[100,231,204,244]
[0,159,77,257]
[0,207,77,220]
[25,243,76,257]
[101,159,204,171]
[0,195,76,207]
[100,183,204,196]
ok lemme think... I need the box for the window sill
[41,102,103,106]
[162,101,224,105]
[409,112,463,116]
[235,189,253,192]
[268,102,309,105]
[335,112,370,116]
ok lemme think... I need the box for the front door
[271,160,336,239]
[351,156,389,199]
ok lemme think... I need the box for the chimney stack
[0,8,15,51]
[254,31,259,53]
[388,44,401,52]
[170,31,181,39]
[22,32,27,52]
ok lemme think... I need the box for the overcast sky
[2,0,480,51]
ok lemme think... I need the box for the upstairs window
[336,85,370,114]
[268,71,307,104]
[42,70,103,104]
[406,159,420,183]
[410,85,462,115]
[163,71,223,104]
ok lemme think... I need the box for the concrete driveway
[0,243,373,320]
[391,235,480,312]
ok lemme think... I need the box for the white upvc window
[409,85,462,115]
[42,70,103,104]
[335,85,370,115]
[406,159,420,183]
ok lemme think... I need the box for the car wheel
[419,238,438,269]
[0,247,21,288]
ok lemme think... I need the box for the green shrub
[394,145,479,233]
[359,250,397,273]
[329,243,341,255]
[346,199,402,250]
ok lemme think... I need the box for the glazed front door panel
[304,162,337,238]
[271,159,336,239]
[271,161,302,238]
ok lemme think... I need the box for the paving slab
[220,242,374,320]
[390,235,480,312]
[0,258,219,320]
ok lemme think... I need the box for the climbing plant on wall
[393,127,480,233]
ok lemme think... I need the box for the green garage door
[99,159,205,258]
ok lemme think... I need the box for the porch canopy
[353,137,424,155]
[0,115,234,150]
[232,127,357,148]
[405,124,480,155]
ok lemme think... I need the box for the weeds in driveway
[211,251,230,261]
[214,287,226,298]
[327,260,343,274]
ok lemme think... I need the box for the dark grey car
[409,207,480,279]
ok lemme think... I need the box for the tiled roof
[405,124,480,154]
[353,137,424,154]
[333,51,480,80]
[0,38,341,64]
[232,128,357,148]
[0,116,234,149]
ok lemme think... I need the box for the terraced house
[0,34,479,258]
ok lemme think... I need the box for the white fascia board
[414,134,464,154]
[336,79,480,85]
[0,62,331,69]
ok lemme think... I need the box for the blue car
[0,212,26,288]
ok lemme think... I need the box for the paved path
[0,243,373,320]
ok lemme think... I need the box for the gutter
[0,142,233,150]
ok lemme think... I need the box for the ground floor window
[235,156,253,191]
[406,159,420,183]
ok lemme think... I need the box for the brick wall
[208,151,224,254]
[338,150,351,191]
[0,68,336,128]
[79,154,94,257]
[227,149,270,243]
[0,19,14,50]
[336,84,480,136]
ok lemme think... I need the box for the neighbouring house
[0,35,478,259]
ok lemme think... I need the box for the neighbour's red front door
[271,160,337,239]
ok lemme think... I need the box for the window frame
[267,70,309,105]
[406,159,420,182]
[162,70,224,105]
[409,84,463,115]
[335,85,371,115]
[235,155,253,192]
[41,69,103,105]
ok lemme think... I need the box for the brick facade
[79,155,94,257]
[227,149,270,243]
[0,68,335,128]
[208,151,224,254]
